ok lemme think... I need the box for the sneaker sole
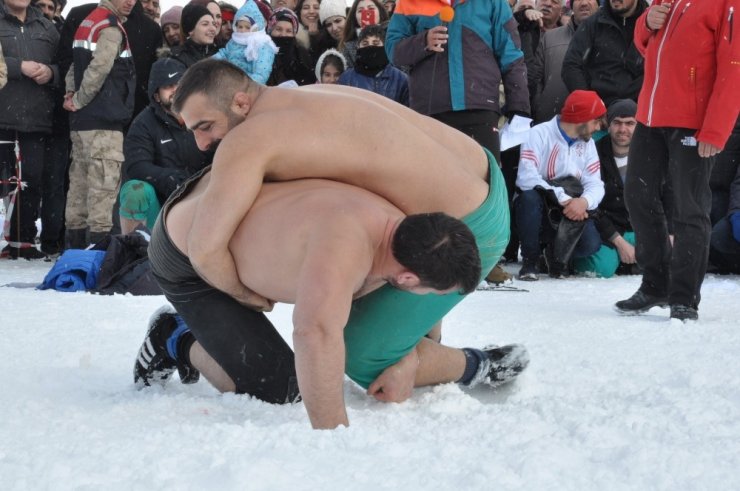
[613,303,668,315]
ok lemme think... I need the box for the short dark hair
[391,213,481,294]
[358,24,385,44]
[172,59,252,114]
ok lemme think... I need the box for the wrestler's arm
[292,222,374,429]
[186,127,274,310]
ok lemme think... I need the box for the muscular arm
[291,221,375,429]
[186,129,274,309]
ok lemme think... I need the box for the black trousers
[625,124,715,308]
[0,130,47,245]
[431,109,501,166]
[147,172,299,404]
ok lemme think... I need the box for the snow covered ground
[1,257,739,490]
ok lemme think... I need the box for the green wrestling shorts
[344,148,510,387]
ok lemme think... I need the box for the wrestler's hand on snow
[234,286,275,312]
[367,349,419,403]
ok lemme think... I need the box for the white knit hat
[320,0,347,24]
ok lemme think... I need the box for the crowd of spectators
[1,0,738,289]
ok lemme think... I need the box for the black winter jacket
[122,102,212,204]
[169,38,215,69]
[594,136,631,244]
[561,1,648,106]
[0,4,60,133]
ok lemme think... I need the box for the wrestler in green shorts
[344,148,510,387]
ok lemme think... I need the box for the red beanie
[560,90,607,124]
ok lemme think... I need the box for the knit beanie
[160,6,182,28]
[320,0,347,24]
[267,7,299,35]
[607,98,637,124]
[181,4,213,36]
[560,90,607,124]
[148,57,185,100]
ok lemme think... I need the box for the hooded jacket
[385,0,529,117]
[0,3,60,133]
[562,1,648,106]
[634,0,740,150]
[122,58,212,203]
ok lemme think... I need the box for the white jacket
[516,116,605,210]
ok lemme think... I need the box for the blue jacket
[337,65,409,106]
[39,250,106,292]
[385,0,529,117]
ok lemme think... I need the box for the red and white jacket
[517,116,605,210]
[634,0,740,149]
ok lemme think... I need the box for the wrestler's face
[388,274,459,296]
[179,92,246,152]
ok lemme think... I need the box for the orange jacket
[634,0,740,149]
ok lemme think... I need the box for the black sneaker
[467,344,530,388]
[134,306,199,388]
[614,290,668,315]
[670,305,698,322]
[518,258,539,281]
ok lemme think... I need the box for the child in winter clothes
[337,24,408,105]
[213,0,277,84]
[315,48,346,84]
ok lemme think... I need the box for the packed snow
[1,249,739,490]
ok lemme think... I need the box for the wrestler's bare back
[210,83,491,220]
[166,173,404,303]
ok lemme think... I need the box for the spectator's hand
[730,212,740,243]
[367,349,418,403]
[524,8,544,27]
[63,92,77,112]
[646,3,672,31]
[698,141,722,158]
[562,197,589,221]
[21,61,48,82]
[425,26,448,53]
[31,64,53,85]
[613,235,636,264]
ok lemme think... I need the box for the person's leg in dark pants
[3,131,46,256]
[572,219,601,258]
[40,133,69,255]
[665,128,715,309]
[625,124,671,298]
[709,217,740,273]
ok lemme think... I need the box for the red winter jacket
[634,0,740,149]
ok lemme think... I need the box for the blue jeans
[515,189,601,261]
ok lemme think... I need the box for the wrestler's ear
[231,91,251,116]
[394,271,421,288]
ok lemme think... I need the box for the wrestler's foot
[134,306,200,388]
[467,344,530,388]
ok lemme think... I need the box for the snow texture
[1,259,739,490]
